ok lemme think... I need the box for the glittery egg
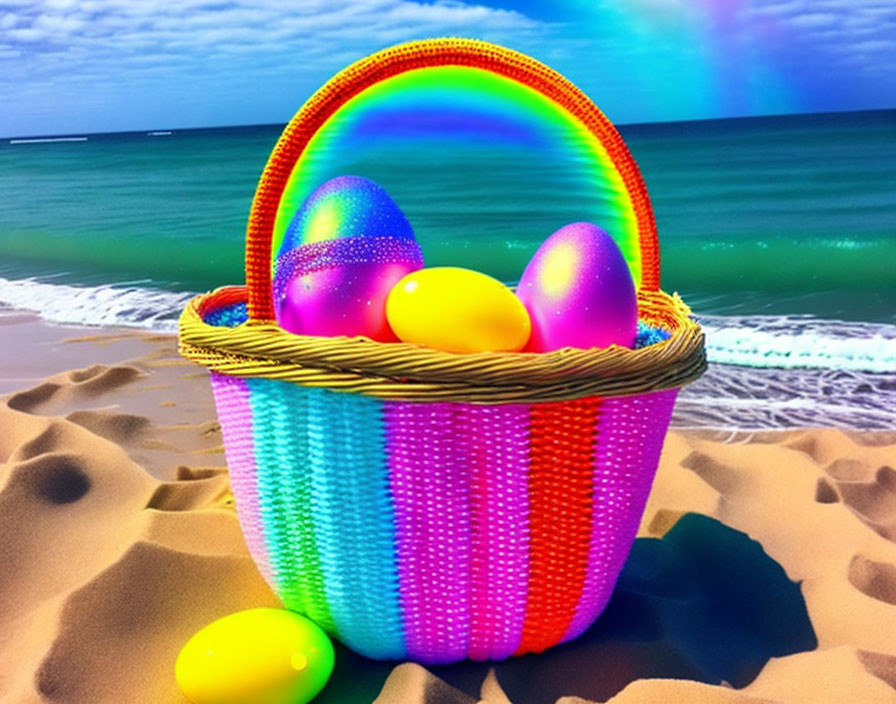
[516,222,638,352]
[273,176,423,340]
[386,267,531,354]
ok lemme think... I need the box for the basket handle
[245,38,660,322]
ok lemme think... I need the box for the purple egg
[516,222,638,352]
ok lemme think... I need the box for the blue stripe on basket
[246,378,335,632]
[306,387,406,658]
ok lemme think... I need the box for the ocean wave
[1,276,893,431]
[699,314,896,373]
[1,277,894,374]
[673,362,896,431]
[0,277,195,333]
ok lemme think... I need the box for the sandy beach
[1,312,895,704]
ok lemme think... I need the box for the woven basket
[179,38,706,664]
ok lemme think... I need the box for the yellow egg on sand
[386,267,531,354]
[175,608,334,704]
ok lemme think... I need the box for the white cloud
[0,0,541,86]
[33,12,88,33]
[786,12,838,28]
[850,38,896,53]
[7,27,46,41]
[742,0,895,75]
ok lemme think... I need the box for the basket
[179,38,706,664]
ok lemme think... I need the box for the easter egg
[386,267,531,353]
[273,175,423,340]
[175,608,334,704]
[517,222,638,352]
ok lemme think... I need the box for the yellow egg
[386,267,531,353]
[175,608,334,704]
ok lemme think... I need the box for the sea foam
[0,277,194,333]
[2,277,894,431]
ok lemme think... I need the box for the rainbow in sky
[265,43,660,292]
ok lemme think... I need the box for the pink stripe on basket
[563,389,678,641]
[386,401,472,663]
[209,372,274,587]
[466,403,531,661]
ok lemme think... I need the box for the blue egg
[273,176,424,340]
[277,175,417,257]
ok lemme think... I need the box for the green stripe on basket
[247,378,335,632]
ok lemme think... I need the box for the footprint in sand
[7,365,143,415]
[0,409,273,702]
[146,466,233,512]
[815,477,840,504]
[5,362,224,481]
[829,465,896,541]
[65,410,151,445]
[856,650,896,692]
[849,554,896,607]
[19,453,92,505]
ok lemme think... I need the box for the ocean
[1,109,894,430]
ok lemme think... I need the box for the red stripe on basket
[563,390,678,641]
[516,397,600,655]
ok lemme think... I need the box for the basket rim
[178,286,706,404]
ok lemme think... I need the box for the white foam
[0,277,195,333]
[1,276,894,375]
[9,137,88,144]
[673,360,896,431]
[700,314,896,373]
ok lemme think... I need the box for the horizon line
[4,106,894,142]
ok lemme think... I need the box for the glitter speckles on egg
[273,176,424,340]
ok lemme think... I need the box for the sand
[1,313,894,703]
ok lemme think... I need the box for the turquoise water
[1,110,894,429]
[1,110,893,321]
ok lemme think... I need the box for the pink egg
[277,260,418,341]
[516,222,638,352]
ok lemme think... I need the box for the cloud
[748,0,896,38]
[3,0,895,136]
[1,0,539,71]
[0,0,551,125]
[785,12,838,28]
[743,0,895,70]
[0,0,548,134]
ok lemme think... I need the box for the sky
[2,0,895,137]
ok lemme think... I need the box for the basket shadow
[316,512,817,704]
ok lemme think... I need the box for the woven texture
[180,287,705,403]
[208,362,678,663]
[178,37,708,663]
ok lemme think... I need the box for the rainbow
[247,38,659,323]
[272,65,640,275]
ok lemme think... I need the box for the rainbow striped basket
[179,38,706,664]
